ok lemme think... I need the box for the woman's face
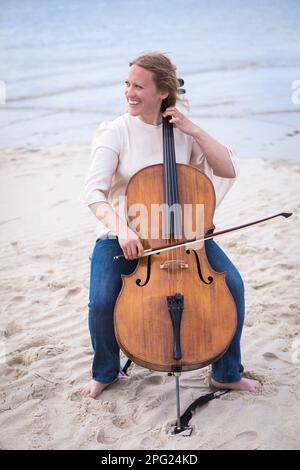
[125,64,168,124]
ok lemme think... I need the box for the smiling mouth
[128,100,141,105]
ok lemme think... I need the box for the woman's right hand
[119,228,144,260]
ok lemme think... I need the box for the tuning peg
[177,78,184,87]
[178,88,186,94]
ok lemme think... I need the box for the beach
[1,0,300,451]
[0,144,299,450]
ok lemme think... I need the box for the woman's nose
[126,86,135,98]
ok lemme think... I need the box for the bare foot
[210,377,262,392]
[79,378,118,399]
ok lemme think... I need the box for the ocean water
[0,0,299,160]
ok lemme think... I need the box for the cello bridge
[160,260,188,270]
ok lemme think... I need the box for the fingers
[121,242,133,260]
[163,106,177,114]
[163,109,177,119]
[162,107,182,126]
[121,238,144,260]
[125,241,137,260]
[136,239,144,258]
[163,107,180,116]
[170,116,179,124]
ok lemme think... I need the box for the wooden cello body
[114,117,237,373]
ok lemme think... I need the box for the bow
[113,212,292,260]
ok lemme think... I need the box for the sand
[0,145,299,450]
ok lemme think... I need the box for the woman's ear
[160,91,169,100]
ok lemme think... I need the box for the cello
[114,87,238,433]
[114,80,292,433]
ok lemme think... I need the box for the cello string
[163,117,171,290]
[169,119,180,293]
[165,119,171,287]
[166,118,173,292]
[168,119,177,294]
[171,122,179,293]
[169,120,177,294]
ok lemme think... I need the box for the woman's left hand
[162,107,199,137]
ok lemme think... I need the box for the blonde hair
[129,52,188,111]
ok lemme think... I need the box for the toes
[80,387,90,397]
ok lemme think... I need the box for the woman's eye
[124,82,142,89]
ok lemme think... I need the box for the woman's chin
[127,108,140,117]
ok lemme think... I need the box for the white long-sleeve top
[80,113,239,238]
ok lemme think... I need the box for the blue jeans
[88,237,244,384]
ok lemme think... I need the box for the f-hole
[186,249,213,285]
[136,255,152,287]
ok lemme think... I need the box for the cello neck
[162,116,182,238]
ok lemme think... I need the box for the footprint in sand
[263,352,279,361]
[7,345,65,368]
[289,303,298,310]
[100,400,117,413]
[144,375,165,385]
[96,428,118,444]
[252,281,273,290]
[35,345,65,361]
[234,431,258,444]
[47,281,66,291]
[55,239,73,247]
[7,353,26,368]
[4,365,28,380]
[65,287,82,298]
[49,200,68,207]
[10,295,26,303]
[144,396,163,410]
[29,379,56,400]
[4,320,23,337]
[129,374,166,402]
[69,390,82,402]
[111,414,138,429]
[219,430,258,449]
[131,373,165,388]
[32,253,54,261]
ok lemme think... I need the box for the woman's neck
[138,112,162,126]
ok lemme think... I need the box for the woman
[80,52,261,398]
